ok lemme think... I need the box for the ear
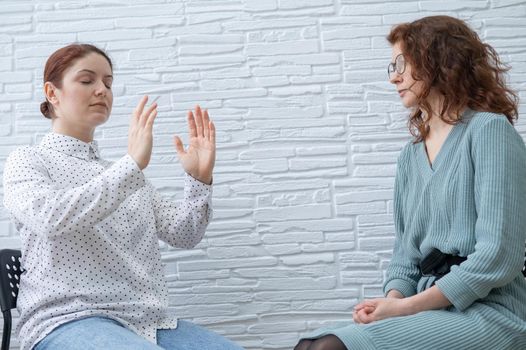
[44,81,59,105]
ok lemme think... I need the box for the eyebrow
[76,69,113,78]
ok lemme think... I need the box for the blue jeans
[34,316,244,350]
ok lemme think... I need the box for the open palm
[174,105,216,185]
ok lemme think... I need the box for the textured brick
[244,0,278,11]
[279,0,334,9]
[419,0,489,10]
[1,3,525,350]
[255,204,331,222]
[247,40,319,56]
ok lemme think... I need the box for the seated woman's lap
[34,316,161,350]
[34,316,243,350]
[157,320,244,350]
[299,304,524,350]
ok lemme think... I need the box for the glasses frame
[387,54,406,79]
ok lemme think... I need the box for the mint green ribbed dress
[302,110,526,349]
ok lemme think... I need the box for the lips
[90,102,107,108]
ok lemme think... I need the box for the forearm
[154,175,212,248]
[402,285,451,315]
[5,154,145,237]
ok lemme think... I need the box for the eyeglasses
[387,54,406,79]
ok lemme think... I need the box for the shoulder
[465,110,526,159]
[6,145,40,163]
[5,145,46,172]
[466,110,519,140]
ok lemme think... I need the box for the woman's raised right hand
[128,95,158,170]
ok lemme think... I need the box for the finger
[193,105,204,137]
[151,95,160,105]
[355,310,366,324]
[352,311,360,324]
[354,300,372,311]
[134,95,148,119]
[173,136,186,155]
[146,108,158,129]
[360,314,374,324]
[354,303,365,311]
[142,102,157,127]
[359,299,376,307]
[362,306,375,315]
[209,120,216,145]
[187,111,197,138]
[203,109,210,139]
[357,309,372,324]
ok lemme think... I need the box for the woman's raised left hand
[174,105,216,185]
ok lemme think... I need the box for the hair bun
[40,101,52,119]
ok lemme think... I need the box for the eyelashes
[80,80,112,89]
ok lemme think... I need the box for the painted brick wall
[1,1,525,349]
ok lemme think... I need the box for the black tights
[294,335,347,350]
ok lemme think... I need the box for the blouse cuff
[383,279,417,298]
[184,173,212,201]
[115,154,146,194]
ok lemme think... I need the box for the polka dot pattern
[3,132,213,350]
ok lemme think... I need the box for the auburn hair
[387,16,518,142]
[41,43,112,119]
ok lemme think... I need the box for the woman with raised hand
[294,15,526,350]
[3,43,243,350]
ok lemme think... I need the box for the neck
[427,115,452,135]
[52,120,95,143]
[423,91,464,130]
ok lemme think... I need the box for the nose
[389,71,401,85]
[94,80,107,96]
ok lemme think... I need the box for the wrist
[192,172,212,185]
[190,173,212,185]
[200,176,212,185]
[127,153,146,170]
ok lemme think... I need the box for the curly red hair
[387,16,518,142]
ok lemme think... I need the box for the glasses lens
[387,63,395,79]
[395,55,405,74]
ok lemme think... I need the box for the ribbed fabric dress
[302,109,526,349]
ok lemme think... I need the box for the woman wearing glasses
[295,15,526,350]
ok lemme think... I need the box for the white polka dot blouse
[2,132,213,350]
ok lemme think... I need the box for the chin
[90,113,110,125]
[402,98,418,109]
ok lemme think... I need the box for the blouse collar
[39,132,100,160]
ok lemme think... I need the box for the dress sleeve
[436,117,526,311]
[152,174,212,249]
[383,144,421,297]
[3,148,145,238]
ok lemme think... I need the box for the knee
[294,339,313,350]
[308,335,347,350]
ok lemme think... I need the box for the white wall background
[1,0,525,349]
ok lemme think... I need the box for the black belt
[419,248,467,279]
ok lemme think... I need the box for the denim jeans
[34,316,244,350]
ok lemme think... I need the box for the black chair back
[0,249,22,350]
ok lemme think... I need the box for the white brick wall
[1,1,525,349]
